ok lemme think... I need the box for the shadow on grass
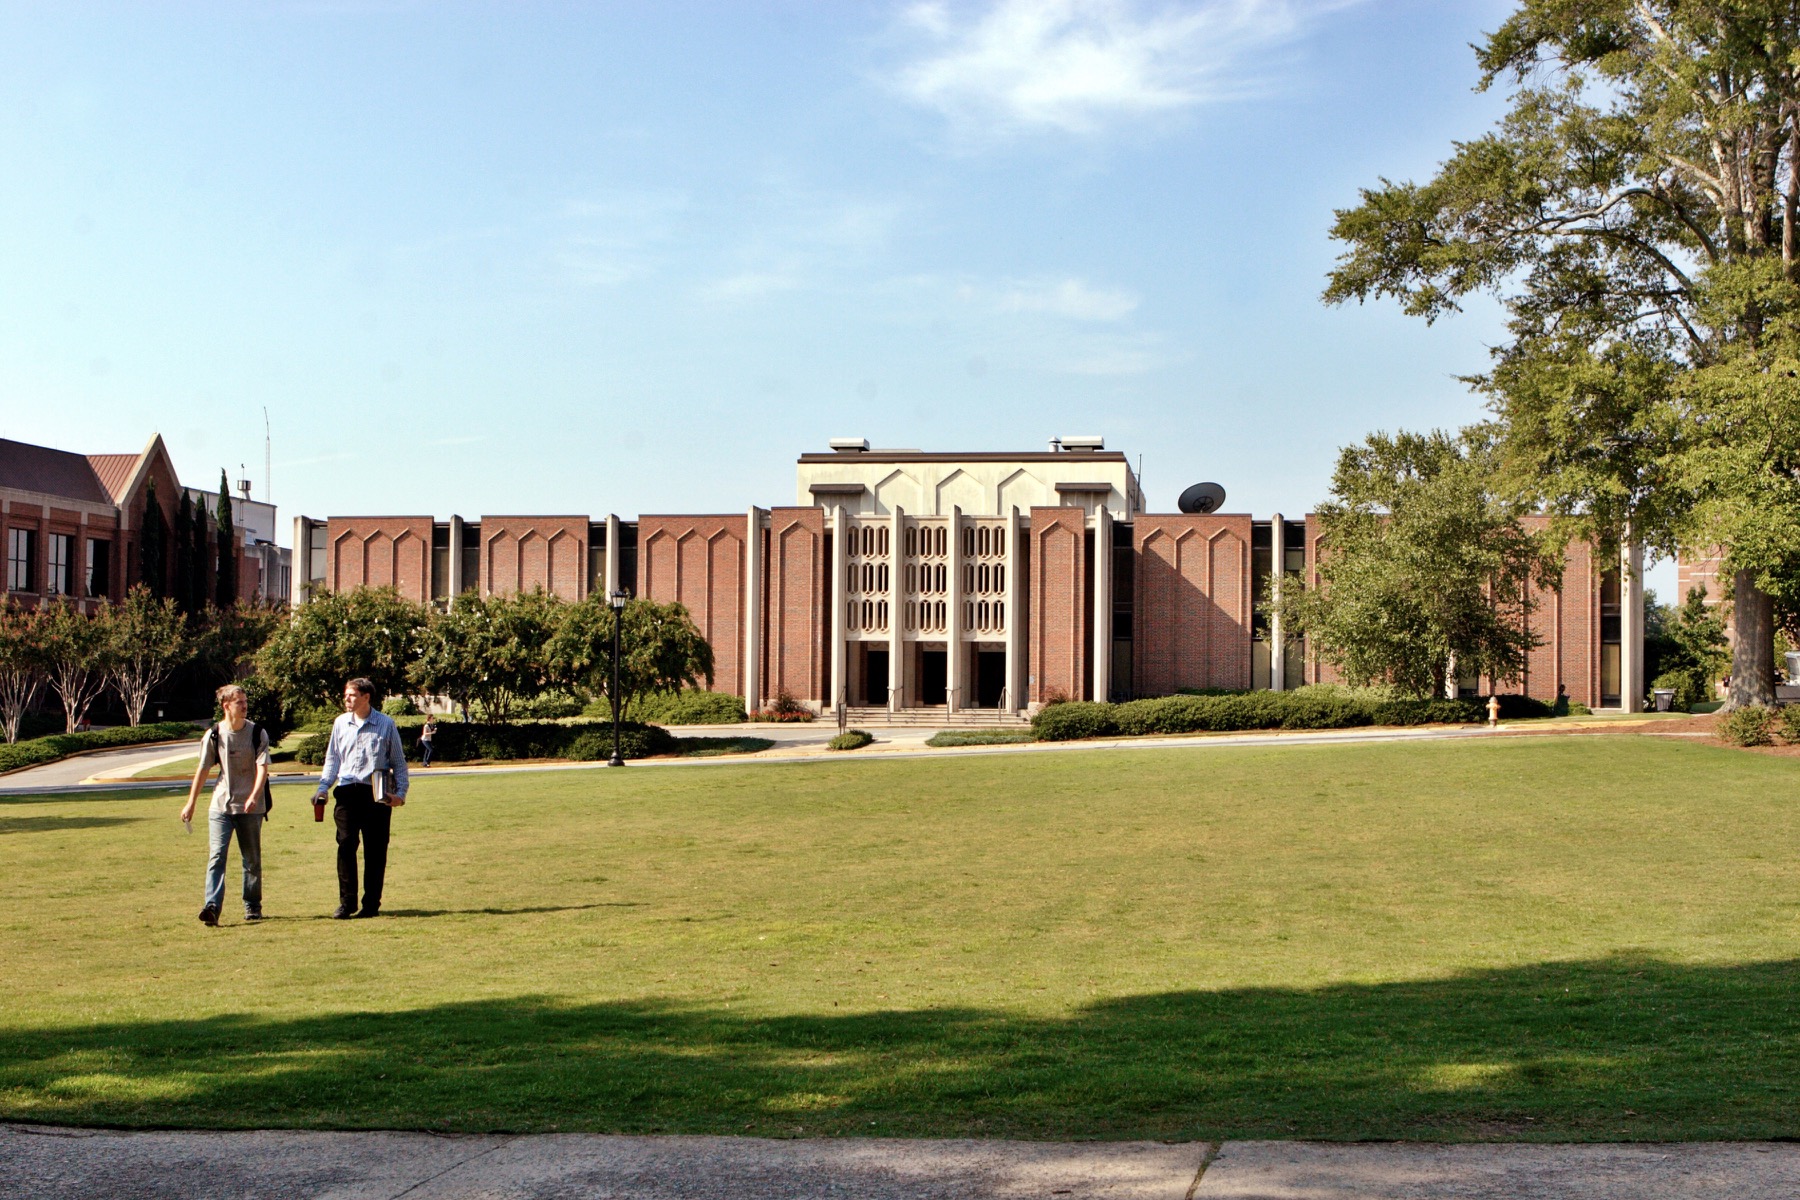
[2,956,1797,1141]
[0,815,145,835]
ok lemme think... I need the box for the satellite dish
[1177,482,1227,515]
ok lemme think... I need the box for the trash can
[1652,688,1675,712]
[1787,651,1800,682]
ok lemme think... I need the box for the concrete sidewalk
[4,1127,1799,1200]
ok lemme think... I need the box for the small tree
[199,599,281,683]
[256,586,426,712]
[1278,429,1558,698]
[1648,586,1730,710]
[105,585,192,726]
[0,601,47,744]
[139,479,167,598]
[549,596,713,719]
[38,602,113,733]
[410,593,492,722]
[215,469,237,609]
[408,590,565,722]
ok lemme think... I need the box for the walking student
[180,683,273,927]
[312,678,409,919]
[419,713,437,767]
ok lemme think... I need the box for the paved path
[4,1127,1798,1199]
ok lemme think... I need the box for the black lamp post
[607,589,627,767]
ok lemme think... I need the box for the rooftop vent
[1059,435,1104,451]
[828,438,870,453]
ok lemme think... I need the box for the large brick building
[1,434,283,610]
[295,438,1647,714]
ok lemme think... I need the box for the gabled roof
[0,438,114,505]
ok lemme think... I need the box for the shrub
[750,691,815,722]
[629,689,747,725]
[1491,694,1554,719]
[511,690,585,720]
[1720,705,1775,748]
[1779,705,1800,745]
[381,694,420,717]
[1651,669,1710,712]
[0,722,198,775]
[1031,693,1482,742]
[828,729,873,750]
[1031,701,1120,741]
[925,730,1036,747]
[297,719,676,765]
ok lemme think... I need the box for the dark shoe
[244,910,264,922]
[198,905,219,927]
[354,906,381,919]
[332,905,354,920]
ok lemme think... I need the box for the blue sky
[4,1,1548,542]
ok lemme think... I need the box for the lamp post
[607,589,628,767]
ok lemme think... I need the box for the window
[587,522,607,595]
[430,524,451,602]
[86,538,111,598]
[46,533,72,596]
[6,528,34,592]
[459,523,481,594]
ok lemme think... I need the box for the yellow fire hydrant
[1487,694,1501,728]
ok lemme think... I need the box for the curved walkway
[3,1125,1796,1199]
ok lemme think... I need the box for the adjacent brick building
[298,438,1644,713]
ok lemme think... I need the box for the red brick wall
[326,516,433,602]
[121,451,182,595]
[481,516,587,600]
[1132,514,1253,694]
[1029,506,1087,703]
[763,507,823,705]
[1677,548,1726,608]
[641,514,745,697]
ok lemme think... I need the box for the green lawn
[2,736,1797,1141]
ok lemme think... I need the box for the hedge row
[0,722,200,775]
[1030,693,1483,741]
[623,690,747,725]
[295,719,676,765]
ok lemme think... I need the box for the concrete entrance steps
[843,706,1032,728]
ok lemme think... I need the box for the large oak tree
[1325,0,1800,707]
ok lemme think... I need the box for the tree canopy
[255,587,426,712]
[549,596,714,719]
[1277,430,1559,698]
[1325,0,1800,706]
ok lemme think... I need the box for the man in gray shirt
[181,683,272,927]
[312,677,409,919]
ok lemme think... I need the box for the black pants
[333,784,391,911]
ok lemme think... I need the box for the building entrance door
[919,649,947,706]
[975,650,1005,708]
[864,648,889,706]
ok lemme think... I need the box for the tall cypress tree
[172,489,195,614]
[215,469,236,609]
[189,496,211,611]
[139,479,167,598]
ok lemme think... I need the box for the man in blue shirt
[312,677,409,919]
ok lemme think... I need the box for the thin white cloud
[891,0,1357,136]
[698,270,805,302]
[994,276,1138,320]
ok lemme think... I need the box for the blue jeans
[204,811,263,915]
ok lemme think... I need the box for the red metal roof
[86,453,141,503]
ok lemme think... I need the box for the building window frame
[46,532,73,596]
[6,528,35,593]
[86,537,111,599]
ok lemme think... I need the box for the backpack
[207,720,274,815]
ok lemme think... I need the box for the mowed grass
[1,736,1797,1141]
